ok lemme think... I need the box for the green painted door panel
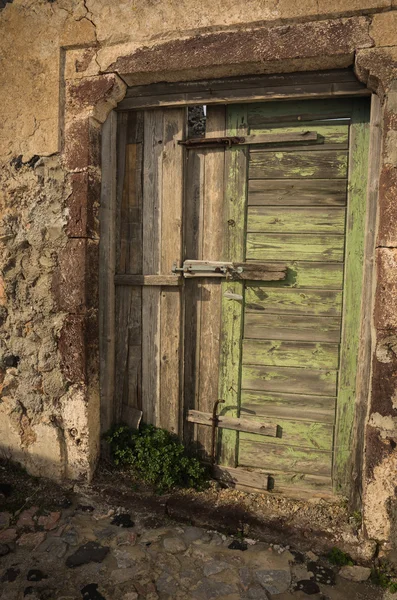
[241,364,338,396]
[247,98,355,125]
[248,179,348,206]
[245,287,342,316]
[244,313,342,342]
[216,98,369,496]
[249,150,348,179]
[243,262,344,289]
[247,206,346,234]
[242,339,339,369]
[247,233,345,261]
[240,390,336,424]
[249,122,349,147]
[240,419,333,450]
[238,440,332,476]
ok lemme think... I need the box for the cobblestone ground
[0,489,387,600]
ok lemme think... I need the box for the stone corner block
[63,118,101,172]
[59,314,87,384]
[66,171,100,239]
[355,46,397,98]
[374,248,397,329]
[370,11,397,49]
[52,238,99,314]
[66,74,127,124]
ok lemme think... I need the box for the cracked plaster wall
[1,0,397,548]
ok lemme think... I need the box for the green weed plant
[105,424,209,494]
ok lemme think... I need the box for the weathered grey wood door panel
[184,106,226,459]
[114,107,186,434]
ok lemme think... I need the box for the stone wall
[1,0,397,550]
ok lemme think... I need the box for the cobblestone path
[0,491,385,600]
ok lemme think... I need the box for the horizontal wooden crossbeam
[114,274,182,286]
[187,409,278,437]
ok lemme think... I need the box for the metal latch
[211,399,225,465]
[179,136,245,149]
[178,131,319,150]
[172,260,243,278]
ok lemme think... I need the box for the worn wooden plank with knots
[187,410,278,437]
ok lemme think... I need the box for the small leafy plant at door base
[104,424,209,494]
[370,562,397,593]
[327,547,354,566]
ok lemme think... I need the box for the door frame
[100,70,380,504]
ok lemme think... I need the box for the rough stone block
[25,423,64,480]
[377,166,397,247]
[17,531,47,548]
[364,436,397,541]
[371,330,397,416]
[0,528,17,543]
[365,425,392,479]
[85,308,99,381]
[370,11,397,48]
[63,118,101,172]
[108,17,372,81]
[52,238,99,314]
[37,511,61,531]
[60,15,96,48]
[66,74,126,123]
[66,171,100,239]
[319,0,390,10]
[17,507,38,530]
[60,385,96,481]
[255,568,291,595]
[0,512,10,530]
[356,46,397,98]
[0,275,6,306]
[163,537,186,553]
[65,48,101,81]
[53,239,86,313]
[374,248,397,329]
[65,541,109,568]
[58,314,87,383]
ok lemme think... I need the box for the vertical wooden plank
[218,105,248,467]
[126,287,142,413]
[334,99,370,493]
[126,114,143,414]
[116,113,128,272]
[114,112,129,424]
[114,112,144,425]
[349,95,381,508]
[99,110,117,433]
[114,112,130,422]
[196,106,226,458]
[159,108,186,434]
[183,149,205,449]
[114,287,131,422]
[142,110,164,426]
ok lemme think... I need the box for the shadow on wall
[0,0,14,10]
[0,439,90,483]
[0,442,66,481]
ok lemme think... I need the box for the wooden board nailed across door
[114,97,370,498]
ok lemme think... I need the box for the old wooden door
[185,98,370,497]
[111,95,370,498]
